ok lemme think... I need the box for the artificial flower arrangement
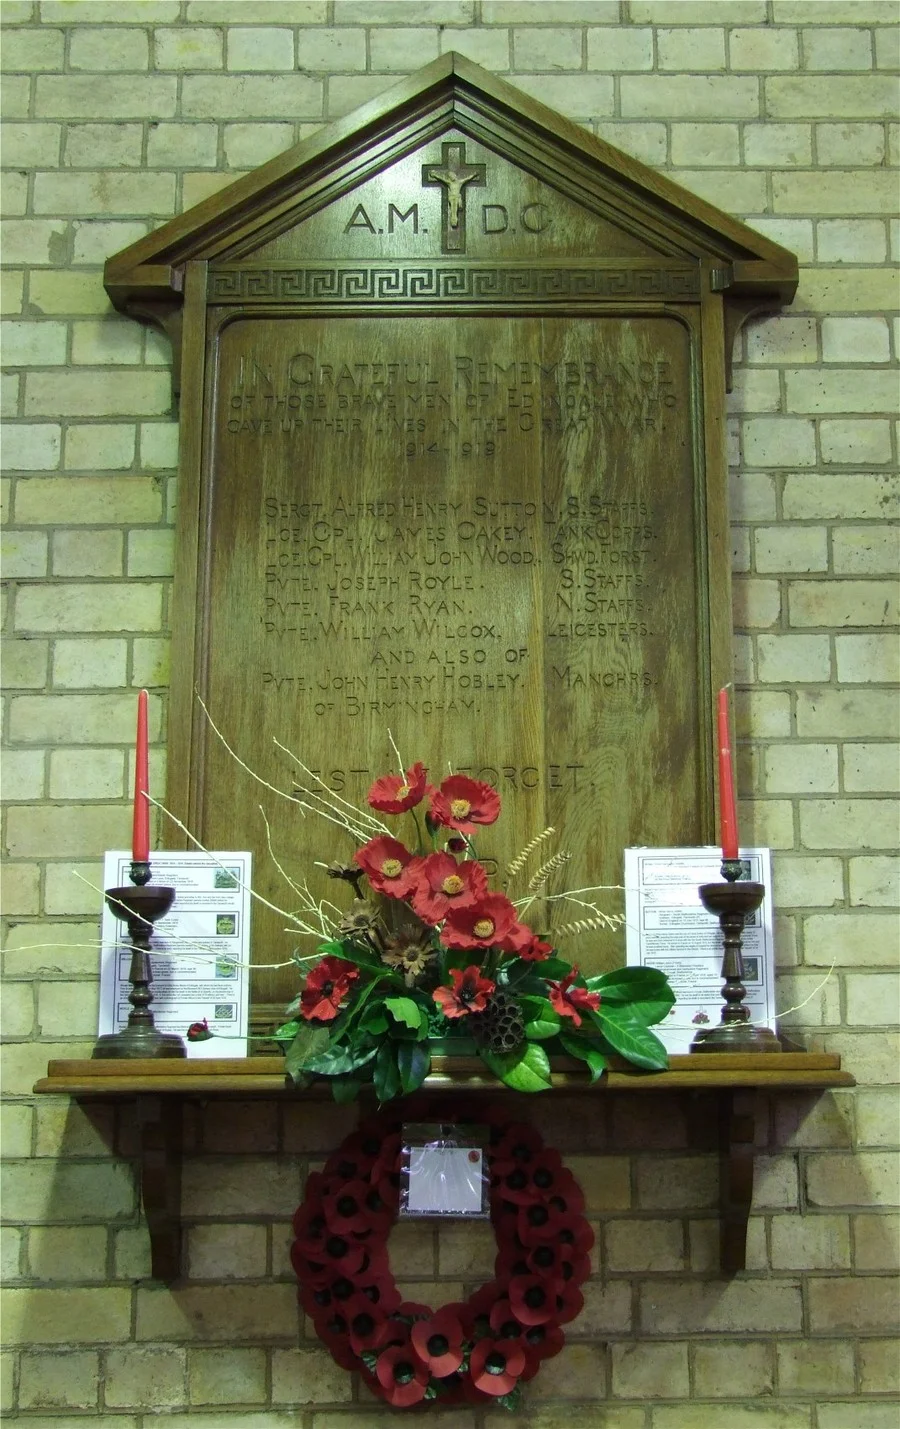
[275,758,675,1100]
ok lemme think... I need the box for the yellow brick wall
[1,1,898,1424]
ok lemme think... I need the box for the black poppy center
[326,1236,348,1258]
[332,1277,353,1300]
[485,1351,507,1375]
[512,1142,531,1161]
[499,1318,520,1338]
[533,1246,554,1268]
[394,1361,416,1384]
[313,1288,331,1307]
[366,1189,384,1212]
[527,1205,549,1226]
[507,1169,528,1190]
[525,1285,547,1309]
[525,1324,546,1345]
[427,1333,450,1357]
[534,1167,553,1188]
[352,1312,374,1337]
[337,1195,357,1217]
[322,980,334,997]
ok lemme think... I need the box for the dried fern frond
[505,826,556,880]
[526,850,572,893]
[551,910,625,939]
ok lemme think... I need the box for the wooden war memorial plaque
[106,57,796,1010]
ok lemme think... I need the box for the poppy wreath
[291,1108,592,1411]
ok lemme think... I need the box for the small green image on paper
[214,867,240,890]
[215,957,238,978]
[216,913,237,936]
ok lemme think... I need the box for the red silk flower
[433,965,496,1019]
[430,774,501,833]
[410,852,487,924]
[368,761,429,814]
[440,892,519,952]
[300,955,358,1022]
[547,968,600,1027]
[354,835,420,897]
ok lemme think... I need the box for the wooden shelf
[35,1051,852,1097]
[34,1052,853,1284]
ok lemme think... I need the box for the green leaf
[559,1031,607,1082]
[331,1076,363,1104]
[272,1017,301,1046]
[384,996,425,1031]
[523,1006,562,1041]
[480,1039,552,1093]
[283,1024,332,1082]
[359,1003,388,1035]
[586,967,675,1024]
[373,1041,401,1104]
[304,1040,377,1077]
[495,1385,523,1412]
[532,955,572,981]
[597,1006,669,1071]
[396,1040,431,1095]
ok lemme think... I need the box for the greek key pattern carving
[208,265,701,303]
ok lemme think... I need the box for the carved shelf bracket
[136,1095,183,1282]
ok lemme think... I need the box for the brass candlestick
[93,859,186,1059]
[691,859,780,1053]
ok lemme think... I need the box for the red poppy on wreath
[343,1293,392,1355]
[433,965,495,1019]
[354,835,421,897]
[375,1338,432,1407]
[321,1179,375,1236]
[547,967,601,1027]
[439,892,519,952]
[368,761,430,814]
[300,955,358,1022]
[469,1337,526,1396]
[186,1018,212,1041]
[410,852,487,924]
[490,1123,544,1175]
[410,1306,465,1376]
[429,774,501,833]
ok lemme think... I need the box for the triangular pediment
[106,54,796,311]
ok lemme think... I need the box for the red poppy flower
[430,774,501,833]
[368,761,430,814]
[519,1318,565,1372]
[300,954,358,1022]
[553,1279,585,1325]
[490,1123,544,1176]
[508,1273,562,1326]
[470,1337,526,1396]
[322,1180,374,1236]
[186,1018,212,1041]
[552,1210,596,1257]
[458,1280,505,1340]
[440,893,519,952]
[410,1307,465,1376]
[488,1297,525,1341]
[410,852,487,925]
[506,926,554,961]
[433,965,496,1019]
[516,1197,570,1245]
[547,967,600,1028]
[375,1340,430,1407]
[343,1292,391,1355]
[354,835,421,897]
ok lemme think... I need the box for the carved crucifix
[421,141,486,254]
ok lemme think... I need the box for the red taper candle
[132,689,150,863]
[717,686,739,861]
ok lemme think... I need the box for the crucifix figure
[421,141,487,254]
